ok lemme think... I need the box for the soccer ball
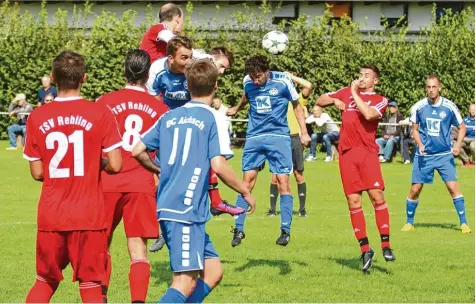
[262,30,289,55]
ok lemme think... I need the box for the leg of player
[209,169,246,217]
[445,181,471,233]
[346,193,374,273]
[128,237,151,303]
[402,183,423,231]
[268,174,279,216]
[26,278,60,303]
[294,170,307,217]
[159,272,199,303]
[275,174,293,246]
[368,189,395,262]
[186,258,223,303]
[231,170,258,247]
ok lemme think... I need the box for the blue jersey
[146,57,191,110]
[410,97,463,156]
[464,115,475,139]
[243,71,299,138]
[142,101,233,223]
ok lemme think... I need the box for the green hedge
[0,1,474,138]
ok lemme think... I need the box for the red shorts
[339,146,385,196]
[104,192,158,239]
[36,230,107,282]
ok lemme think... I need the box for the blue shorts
[411,153,457,184]
[160,221,219,273]
[242,136,292,175]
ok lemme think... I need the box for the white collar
[55,96,82,102]
[125,85,146,92]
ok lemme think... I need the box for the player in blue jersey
[227,55,311,247]
[402,75,471,234]
[132,59,256,303]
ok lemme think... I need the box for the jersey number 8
[123,114,144,151]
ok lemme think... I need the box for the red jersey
[23,97,122,231]
[97,86,168,194]
[327,87,388,154]
[139,23,173,62]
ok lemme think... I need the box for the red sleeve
[326,87,349,100]
[23,114,41,161]
[370,96,388,119]
[100,105,123,152]
[148,24,165,42]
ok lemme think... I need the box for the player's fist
[301,133,311,146]
[452,144,461,156]
[418,144,426,155]
[351,80,360,93]
[243,193,256,215]
[227,106,239,116]
[333,99,346,111]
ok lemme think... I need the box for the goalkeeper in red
[316,65,396,273]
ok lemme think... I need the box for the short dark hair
[361,64,380,79]
[167,36,193,57]
[159,3,182,22]
[245,55,269,77]
[124,49,151,86]
[52,50,85,90]
[185,59,218,98]
[210,46,234,67]
[426,74,441,85]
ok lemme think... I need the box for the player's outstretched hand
[333,99,346,111]
[243,193,256,215]
[301,133,311,146]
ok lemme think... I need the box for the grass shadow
[416,222,460,231]
[330,257,393,275]
[235,259,307,275]
[150,261,172,286]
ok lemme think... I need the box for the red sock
[374,201,390,248]
[129,259,151,303]
[26,277,59,303]
[102,251,112,300]
[349,207,370,253]
[208,169,223,208]
[79,282,103,303]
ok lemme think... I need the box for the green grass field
[0,140,474,303]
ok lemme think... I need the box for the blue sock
[234,195,248,232]
[453,196,467,225]
[186,278,212,303]
[279,194,293,233]
[159,288,186,303]
[406,198,419,225]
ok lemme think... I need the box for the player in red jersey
[96,49,169,303]
[23,51,123,303]
[140,3,183,63]
[316,65,395,273]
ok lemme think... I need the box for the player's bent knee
[202,259,223,288]
[409,184,423,199]
[172,271,199,297]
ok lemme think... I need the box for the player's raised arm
[350,80,382,121]
[227,93,248,116]
[316,93,345,110]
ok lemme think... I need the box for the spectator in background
[305,105,340,162]
[399,117,416,164]
[6,94,33,150]
[462,104,475,163]
[44,93,55,104]
[376,101,404,163]
[37,75,57,106]
[451,126,472,166]
[212,97,231,135]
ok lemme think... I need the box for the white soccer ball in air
[262,30,289,55]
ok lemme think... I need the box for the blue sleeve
[450,106,463,127]
[142,119,161,151]
[282,78,299,102]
